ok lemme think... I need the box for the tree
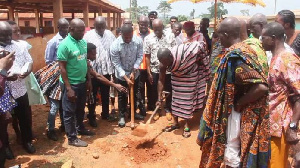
[125,0,150,23]
[138,6,149,16]
[201,2,228,19]
[157,0,172,20]
[240,9,250,16]
[177,15,188,22]
[190,9,195,19]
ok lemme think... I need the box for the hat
[148,11,158,16]
[183,21,195,28]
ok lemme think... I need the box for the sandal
[163,124,180,132]
[182,127,191,138]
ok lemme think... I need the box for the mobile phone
[0,50,10,58]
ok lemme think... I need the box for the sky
[109,0,300,18]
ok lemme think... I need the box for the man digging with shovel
[110,24,145,128]
[156,41,206,138]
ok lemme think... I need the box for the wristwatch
[0,69,8,77]
[289,122,298,130]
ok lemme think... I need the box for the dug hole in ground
[6,101,202,168]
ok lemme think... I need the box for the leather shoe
[23,142,36,154]
[68,139,88,147]
[5,146,14,160]
[78,129,95,136]
[139,106,147,116]
[134,113,145,120]
[89,119,98,127]
[47,130,58,141]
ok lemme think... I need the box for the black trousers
[0,114,7,168]
[148,73,172,112]
[117,77,139,118]
[14,93,33,144]
[87,75,111,119]
[137,69,148,110]
[60,82,87,141]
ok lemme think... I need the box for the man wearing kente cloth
[197,17,270,168]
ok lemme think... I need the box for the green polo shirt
[57,34,88,84]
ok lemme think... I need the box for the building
[0,0,124,35]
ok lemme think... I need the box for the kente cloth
[34,62,61,100]
[197,42,270,168]
[169,42,203,119]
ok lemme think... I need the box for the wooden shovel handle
[130,84,135,129]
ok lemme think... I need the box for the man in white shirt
[84,16,116,127]
[0,21,35,154]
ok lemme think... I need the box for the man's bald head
[263,22,285,40]
[69,18,85,40]
[57,18,69,38]
[123,19,133,26]
[0,21,12,46]
[138,16,149,34]
[95,16,106,24]
[152,19,164,38]
[172,22,182,37]
[249,13,267,38]
[218,17,241,48]
[138,16,149,23]
[94,16,107,36]
[261,22,285,51]
[157,48,173,67]
[152,19,163,27]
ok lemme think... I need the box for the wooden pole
[130,84,135,129]
[214,0,217,31]
[53,0,63,33]
[83,2,89,27]
[15,12,19,25]
[107,11,111,30]
[98,6,102,16]
[35,9,40,33]
[7,6,14,21]
[113,12,116,30]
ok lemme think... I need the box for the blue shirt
[45,33,64,65]
[110,35,143,81]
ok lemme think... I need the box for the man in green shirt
[57,18,93,147]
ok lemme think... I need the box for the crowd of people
[0,8,299,168]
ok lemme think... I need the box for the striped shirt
[84,29,116,75]
[169,42,204,119]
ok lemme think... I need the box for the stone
[92,153,99,159]
[61,160,73,168]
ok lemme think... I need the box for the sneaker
[118,117,125,128]
[47,130,58,141]
[68,139,88,147]
[89,119,98,127]
[78,129,95,136]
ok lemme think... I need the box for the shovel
[131,91,170,137]
[130,83,135,130]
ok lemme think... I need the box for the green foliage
[157,0,172,20]
[177,15,188,22]
[200,2,228,19]
[240,9,250,16]
[125,0,150,23]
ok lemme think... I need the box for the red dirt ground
[5,104,202,168]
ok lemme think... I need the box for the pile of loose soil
[122,138,169,163]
